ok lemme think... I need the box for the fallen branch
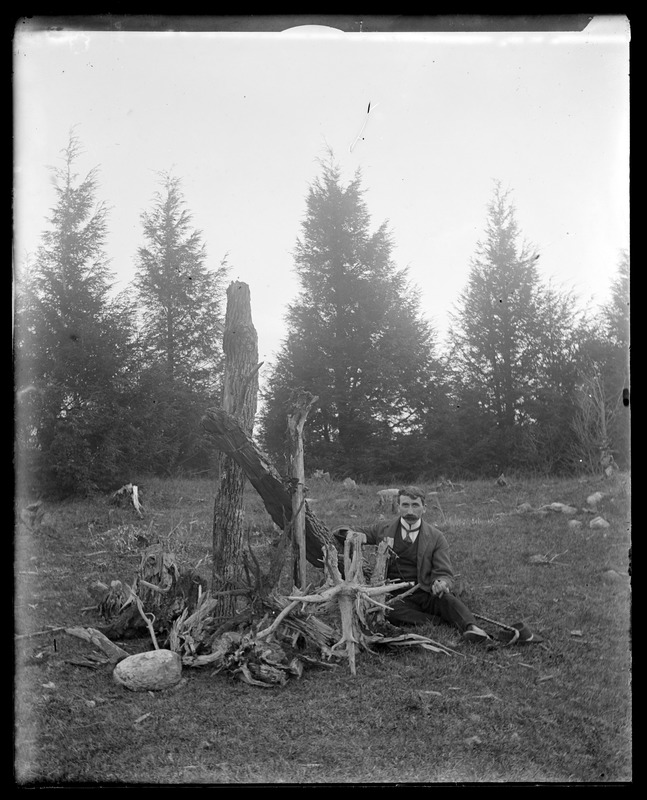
[132,591,160,650]
[363,632,463,657]
[15,626,69,640]
[255,600,301,640]
[201,406,337,568]
[64,627,130,663]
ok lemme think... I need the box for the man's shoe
[463,624,490,643]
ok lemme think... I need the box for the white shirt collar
[400,519,421,540]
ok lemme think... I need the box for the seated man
[333,485,489,643]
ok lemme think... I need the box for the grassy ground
[14,471,631,785]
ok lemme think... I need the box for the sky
[13,15,630,372]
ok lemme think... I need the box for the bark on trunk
[287,391,318,589]
[212,282,260,617]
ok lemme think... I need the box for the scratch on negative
[349,102,378,153]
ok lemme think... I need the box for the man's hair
[398,486,426,503]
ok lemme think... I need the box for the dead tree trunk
[212,282,260,617]
[287,391,318,589]
[201,406,336,569]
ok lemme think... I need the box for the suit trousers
[386,588,476,632]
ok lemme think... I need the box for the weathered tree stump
[212,281,260,617]
[287,534,413,675]
[287,390,318,588]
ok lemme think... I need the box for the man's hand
[431,579,450,597]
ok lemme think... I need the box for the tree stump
[212,282,260,617]
[287,534,413,675]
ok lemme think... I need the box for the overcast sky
[14,15,630,369]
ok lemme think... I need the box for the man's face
[398,494,425,523]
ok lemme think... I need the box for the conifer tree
[574,250,630,470]
[604,249,630,351]
[260,158,442,479]
[15,132,132,495]
[131,173,228,472]
[448,181,544,470]
[447,182,608,474]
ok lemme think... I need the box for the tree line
[14,135,630,497]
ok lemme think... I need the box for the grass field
[14,471,631,785]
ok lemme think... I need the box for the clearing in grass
[14,472,631,784]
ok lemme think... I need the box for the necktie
[403,529,413,543]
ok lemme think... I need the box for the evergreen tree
[448,181,544,471]
[603,250,630,468]
[14,132,133,496]
[519,282,585,472]
[131,173,228,473]
[604,249,630,351]
[573,250,630,470]
[260,158,442,480]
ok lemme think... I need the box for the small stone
[602,569,626,583]
[589,516,610,529]
[549,502,578,514]
[568,520,583,529]
[561,505,578,515]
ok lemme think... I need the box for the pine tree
[131,173,228,473]
[604,249,630,351]
[520,282,585,472]
[260,158,441,480]
[604,250,630,468]
[574,250,630,470]
[15,132,133,495]
[448,181,544,470]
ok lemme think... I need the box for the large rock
[113,649,182,692]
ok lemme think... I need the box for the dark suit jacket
[335,517,455,593]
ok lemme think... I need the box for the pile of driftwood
[88,545,207,642]
[73,406,462,683]
[80,527,460,685]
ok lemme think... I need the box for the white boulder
[589,516,610,530]
[113,649,182,692]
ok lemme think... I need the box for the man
[334,486,490,643]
